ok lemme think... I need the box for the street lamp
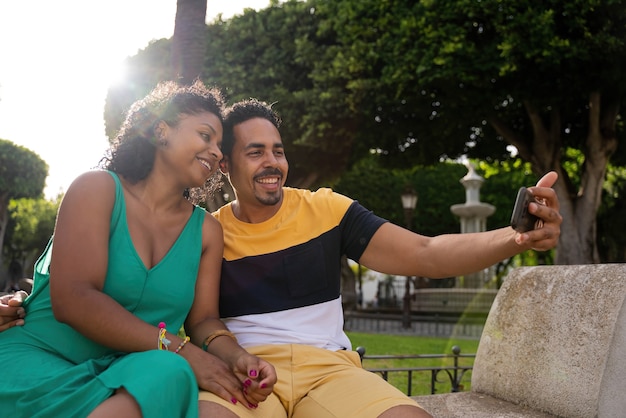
[401,186,417,329]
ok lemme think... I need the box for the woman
[0,81,275,417]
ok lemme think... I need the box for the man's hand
[0,291,27,331]
[515,171,562,250]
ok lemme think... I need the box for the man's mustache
[254,169,283,179]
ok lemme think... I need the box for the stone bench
[413,264,626,418]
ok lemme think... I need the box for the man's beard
[253,168,283,206]
[256,190,281,206]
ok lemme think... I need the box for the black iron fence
[344,310,486,339]
[356,345,475,396]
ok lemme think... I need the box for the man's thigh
[291,353,422,418]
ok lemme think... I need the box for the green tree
[3,196,59,288]
[103,0,626,265]
[309,0,626,264]
[203,0,331,187]
[0,139,48,283]
[597,164,626,262]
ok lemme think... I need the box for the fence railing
[356,345,475,396]
[345,310,486,339]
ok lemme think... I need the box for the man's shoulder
[286,187,351,203]
[211,201,232,220]
[285,187,354,217]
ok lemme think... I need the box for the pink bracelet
[158,322,171,351]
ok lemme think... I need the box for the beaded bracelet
[201,330,237,351]
[175,336,191,354]
[158,322,171,351]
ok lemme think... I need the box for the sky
[0,0,272,199]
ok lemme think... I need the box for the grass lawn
[347,332,480,396]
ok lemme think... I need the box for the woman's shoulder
[62,170,116,205]
[200,208,223,247]
[201,209,222,232]
[66,170,115,190]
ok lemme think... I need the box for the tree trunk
[0,194,9,290]
[341,256,358,311]
[490,92,618,265]
[172,0,208,85]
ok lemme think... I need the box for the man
[197,98,562,418]
[0,98,562,418]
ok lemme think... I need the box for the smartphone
[510,187,540,233]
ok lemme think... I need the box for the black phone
[510,187,540,233]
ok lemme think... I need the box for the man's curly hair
[222,98,282,158]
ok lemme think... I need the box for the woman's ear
[154,121,169,144]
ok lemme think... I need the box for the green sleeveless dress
[0,171,204,417]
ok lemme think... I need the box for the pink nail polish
[244,379,252,386]
[261,383,267,389]
[249,369,258,377]
[231,397,237,405]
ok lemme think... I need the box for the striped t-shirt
[214,187,387,351]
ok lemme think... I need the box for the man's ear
[219,156,230,174]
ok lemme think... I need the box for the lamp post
[401,186,418,329]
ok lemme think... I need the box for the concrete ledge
[413,264,626,418]
[413,392,557,418]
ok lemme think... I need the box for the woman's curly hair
[100,80,225,205]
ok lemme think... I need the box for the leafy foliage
[597,164,626,261]
[0,139,48,284]
[103,0,626,263]
[4,197,59,279]
[309,0,626,165]
[203,0,337,186]
[0,139,48,199]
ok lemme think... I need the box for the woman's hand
[0,291,27,331]
[231,351,277,407]
[180,342,259,408]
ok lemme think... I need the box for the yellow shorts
[198,344,425,418]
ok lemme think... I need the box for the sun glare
[1,0,272,199]
[103,59,129,88]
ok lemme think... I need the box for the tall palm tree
[171,0,233,210]
[171,0,207,84]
